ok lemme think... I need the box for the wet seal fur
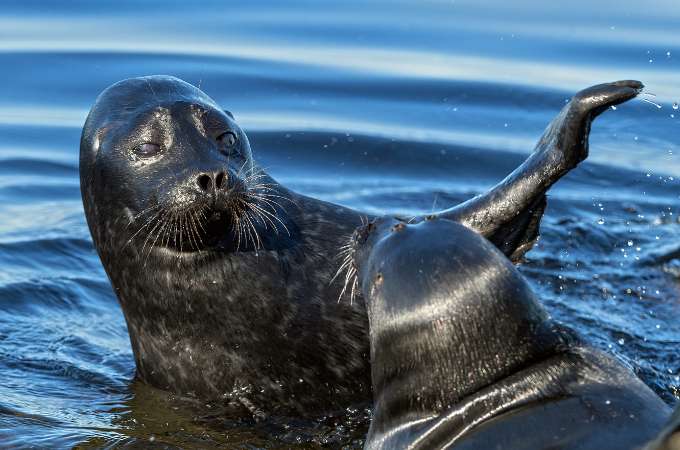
[80,76,644,416]
[352,216,678,450]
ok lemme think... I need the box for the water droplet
[618,338,625,345]
[667,51,672,57]
[611,105,617,110]
[627,240,633,247]
[673,102,679,110]
[605,400,611,405]
[597,218,605,225]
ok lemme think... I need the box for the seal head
[80,75,280,256]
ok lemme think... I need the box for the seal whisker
[235,158,249,180]
[241,210,262,250]
[127,203,162,226]
[197,208,208,230]
[143,211,171,265]
[248,193,289,212]
[247,202,290,236]
[248,197,287,220]
[189,209,202,251]
[169,210,179,254]
[178,212,185,255]
[231,208,244,251]
[188,208,204,250]
[162,209,178,253]
[139,215,163,258]
[244,201,278,234]
[331,229,360,303]
[124,206,165,248]
[242,172,268,184]
[184,210,198,252]
[349,275,358,305]
[251,192,297,206]
[338,266,358,304]
[330,255,353,284]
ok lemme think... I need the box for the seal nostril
[215,172,227,190]
[197,174,213,192]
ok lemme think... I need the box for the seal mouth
[332,217,379,303]
[134,199,280,255]
[125,169,292,256]
[200,208,236,249]
[333,216,413,303]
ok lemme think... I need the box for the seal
[80,76,643,415]
[350,216,675,450]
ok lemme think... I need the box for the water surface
[1,0,679,448]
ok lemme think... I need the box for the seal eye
[136,143,162,158]
[217,131,238,148]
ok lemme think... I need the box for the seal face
[352,217,672,450]
[80,76,644,417]
[81,76,266,255]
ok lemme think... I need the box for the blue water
[1,0,679,447]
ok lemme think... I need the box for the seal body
[351,217,672,449]
[80,76,372,414]
[80,75,643,415]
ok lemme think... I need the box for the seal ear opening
[224,110,234,119]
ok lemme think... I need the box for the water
[1,0,679,447]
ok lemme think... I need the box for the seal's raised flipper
[438,80,643,262]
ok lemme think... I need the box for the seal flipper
[486,194,546,263]
[437,80,643,262]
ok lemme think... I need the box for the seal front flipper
[437,80,643,262]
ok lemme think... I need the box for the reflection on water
[0,0,679,447]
